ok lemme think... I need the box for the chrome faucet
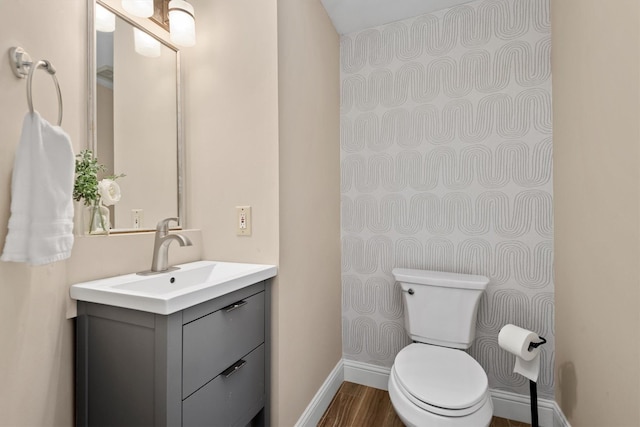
[149,217,192,273]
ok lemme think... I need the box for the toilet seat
[388,367,494,427]
[392,344,489,417]
[392,369,490,417]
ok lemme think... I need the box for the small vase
[84,204,110,235]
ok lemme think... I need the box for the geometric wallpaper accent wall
[340,0,554,398]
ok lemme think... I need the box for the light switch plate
[236,206,252,236]
[131,209,144,229]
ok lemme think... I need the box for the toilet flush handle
[402,288,414,295]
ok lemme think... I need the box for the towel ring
[27,59,63,126]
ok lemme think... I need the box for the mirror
[89,0,184,232]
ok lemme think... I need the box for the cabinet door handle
[222,300,247,313]
[221,359,247,378]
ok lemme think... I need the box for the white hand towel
[1,112,75,265]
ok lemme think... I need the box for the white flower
[98,179,121,206]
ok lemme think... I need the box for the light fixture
[168,0,196,47]
[95,4,115,32]
[133,28,161,58]
[122,0,153,18]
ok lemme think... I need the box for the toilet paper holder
[528,336,546,352]
[528,335,546,427]
[498,325,548,427]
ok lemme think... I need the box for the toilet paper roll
[498,324,541,382]
[498,324,540,361]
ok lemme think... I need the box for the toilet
[388,268,493,427]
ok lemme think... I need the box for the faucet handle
[156,217,179,234]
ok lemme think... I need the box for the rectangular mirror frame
[87,0,186,233]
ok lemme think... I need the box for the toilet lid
[394,344,488,411]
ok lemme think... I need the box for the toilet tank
[392,268,489,349]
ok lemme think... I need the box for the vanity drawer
[182,291,265,398]
[182,344,265,427]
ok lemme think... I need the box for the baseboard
[343,359,391,390]
[552,400,571,427]
[491,389,561,427]
[294,359,344,427]
[327,359,571,427]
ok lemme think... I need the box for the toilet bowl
[388,344,493,427]
[389,268,493,426]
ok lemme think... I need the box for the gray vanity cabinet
[76,281,270,427]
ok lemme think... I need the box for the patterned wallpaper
[340,0,554,397]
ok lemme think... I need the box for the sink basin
[70,260,277,315]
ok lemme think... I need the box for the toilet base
[388,367,494,427]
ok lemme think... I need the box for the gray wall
[340,0,554,397]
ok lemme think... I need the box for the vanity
[72,261,277,426]
[76,2,279,424]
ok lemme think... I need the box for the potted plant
[73,149,124,235]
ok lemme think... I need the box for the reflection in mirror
[91,0,183,232]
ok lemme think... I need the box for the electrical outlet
[236,206,251,236]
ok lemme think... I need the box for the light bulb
[95,4,115,32]
[168,0,196,47]
[122,0,153,18]
[133,28,161,58]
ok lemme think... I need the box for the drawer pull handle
[222,300,247,312]
[221,359,247,378]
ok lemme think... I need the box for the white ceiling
[320,0,474,35]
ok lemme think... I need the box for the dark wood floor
[318,382,404,427]
[318,382,530,427]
